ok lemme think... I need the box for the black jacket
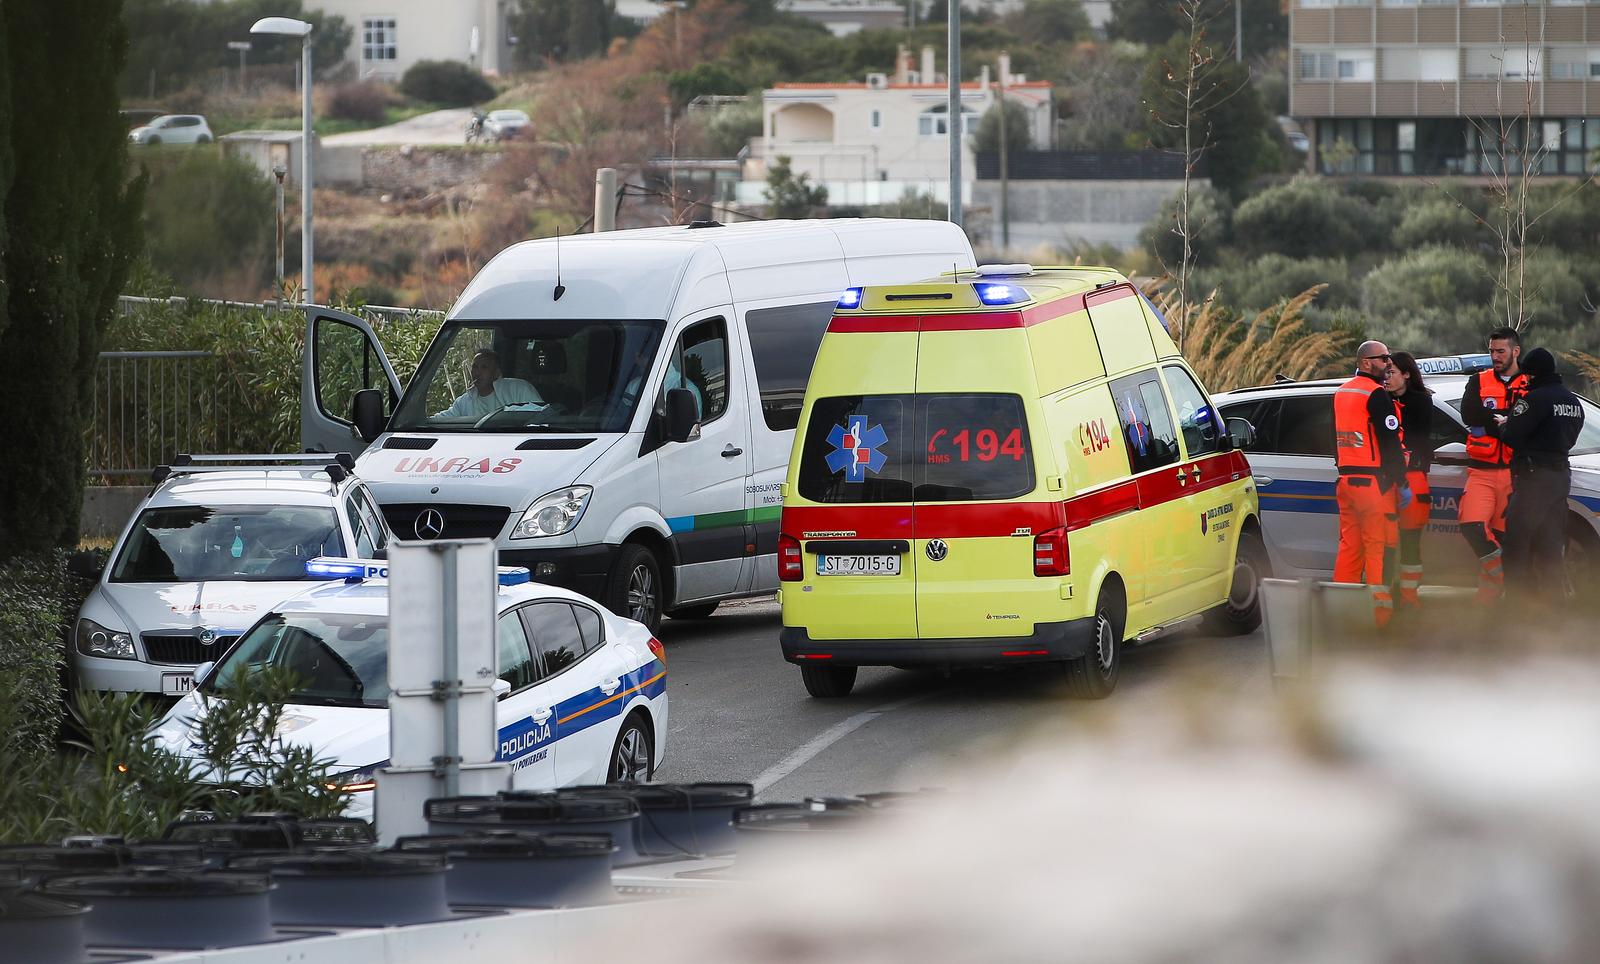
[1394,388,1434,473]
[1499,373,1586,472]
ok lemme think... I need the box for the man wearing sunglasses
[1333,341,1409,628]
[1457,326,1528,604]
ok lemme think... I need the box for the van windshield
[391,319,665,433]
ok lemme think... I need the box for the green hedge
[0,550,98,761]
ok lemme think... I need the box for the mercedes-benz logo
[925,539,949,562]
[414,508,445,540]
[198,628,217,646]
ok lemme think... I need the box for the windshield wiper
[289,694,370,708]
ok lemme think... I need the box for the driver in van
[438,349,544,419]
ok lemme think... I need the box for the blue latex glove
[1468,426,1487,438]
[1397,486,1413,511]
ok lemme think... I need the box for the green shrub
[0,551,95,762]
[1500,250,1600,353]
[400,60,494,108]
[1202,254,1355,311]
[1140,187,1233,270]
[1232,177,1389,260]
[1360,244,1495,353]
[1394,199,1483,250]
[328,80,402,123]
[140,148,274,292]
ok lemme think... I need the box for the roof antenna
[553,228,566,301]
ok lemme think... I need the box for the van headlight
[77,618,135,659]
[512,486,592,539]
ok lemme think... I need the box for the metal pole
[998,63,1009,250]
[947,0,962,227]
[301,34,315,306]
[595,168,617,232]
[1235,0,1243,63]
[273,167,286,303]
[440,545,460,799]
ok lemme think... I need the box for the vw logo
[414,508,445,540]
[925,539,949,562]
[198,628,217,646]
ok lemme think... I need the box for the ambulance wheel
[607,711,654,783]
[1205,528,1269,636]
[1064,587,1121,699]
[800,663,856,698]
[667,602,719,620]
[608,544,663,634]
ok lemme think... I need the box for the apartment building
[1289,0,1600,175]
[310,0,513,78]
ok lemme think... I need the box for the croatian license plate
[161,673,195,696]
[816,554,900,576]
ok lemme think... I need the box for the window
[314,317,385,426]
[1336,50,1376,81]
[661,319,728,425]
[1467,47,1542,79]
[362,17,397,62]
[1384,48,1458,82]
[208,613,389,708]
[746,301,833,432]
[1274,395,1337,457]
[918,103,980,137]
[869,109,882,132]
[344,496,377,558]
[1549,49,1600,79]
[572,605,604,653]
[112,506,344,583]
[1430,404,1467,450]
[1162,366,1222,458]
[1217,399,1282,453]
[1108,372,1180,474]
[1299,52,1334,80]
[521,603,585,679]
[496,611,535,692]
[353,486,388,552]
[795,393,1032,503]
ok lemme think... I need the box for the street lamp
[251,16,316,305]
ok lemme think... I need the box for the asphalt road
[323,108,474,146]
[651,597,1270,800]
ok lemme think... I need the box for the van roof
[449,218,972,324]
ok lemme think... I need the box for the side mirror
[1225,416,1256,451]
[351,388,386,443]
[492,677,512,701]
[68,551,106,581]
[192,661,214,687]
[664,388,700,444]
[1433,441,1468,464]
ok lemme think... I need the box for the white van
[301,218,975,632]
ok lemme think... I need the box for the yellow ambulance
[778,265,1265,698]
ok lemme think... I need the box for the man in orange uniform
[1333,341,1409,628]
[1458,327,1528,603]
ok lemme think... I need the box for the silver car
[483,109,530,142]
[1213,355,1600,587]
[128,114,214,146]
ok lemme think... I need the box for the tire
[606,712,653,783]
[1204,528,1270,636]
[196,134,212,144]
[667,602,719,620]
[146,135,161,145]
[607,543,663,634]
[800,663,856,698]
[1063,586,1122,699]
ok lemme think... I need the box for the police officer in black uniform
[1495,347,1586,601]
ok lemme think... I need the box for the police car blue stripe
[494,659,666,763]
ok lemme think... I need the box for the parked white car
[151,562,669,821]
[128,114,214,146]
[72,455,389,697]
[484,109,531,142]
[1213,355,1600,588]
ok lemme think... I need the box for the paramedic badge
[826,415,888,483]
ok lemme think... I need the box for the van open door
[301,306,403,455]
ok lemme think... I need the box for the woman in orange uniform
[1387,351,1433,608]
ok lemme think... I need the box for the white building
[307,0,513,79]
[743,53,1053,207]
[778,0,907,36]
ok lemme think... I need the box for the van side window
[1162,365,1222,458]
[665,319,728,424]
[746,301,835,432]
[1108,371,1181,473]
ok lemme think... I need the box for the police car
[73,455,392,698]
[1213,354,1600,588]
[150,561,668,820]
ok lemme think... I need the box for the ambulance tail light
[1033,528,1070,577]
[779,534,804,581]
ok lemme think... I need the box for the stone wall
[319,144,506,194]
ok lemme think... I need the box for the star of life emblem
[825,415,888,483]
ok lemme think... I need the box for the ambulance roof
[449,218,972,323]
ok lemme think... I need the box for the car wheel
[800,663,856,698]
[146,135,161,145]
[1205,528,1270,636]
[607,543,662,634]
[667,602,719,620]
[196,134,212,144]
[607,712,653,783]
[1063,586,1122,699]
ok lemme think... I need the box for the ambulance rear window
[797,393,1032,503]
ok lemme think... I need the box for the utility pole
[595,168,617,232]
[997,59,1008,250]
[947,0,961,227]
[1235,0,1243,62]
[228,41,252,92]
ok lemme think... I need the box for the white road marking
[752,690,944,795]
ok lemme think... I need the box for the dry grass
[1152,284,1354,391]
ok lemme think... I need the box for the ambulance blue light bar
[836,287,864,310]
[306,557,389,580]
[975,283,1027,306]
[497,567,532,587]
